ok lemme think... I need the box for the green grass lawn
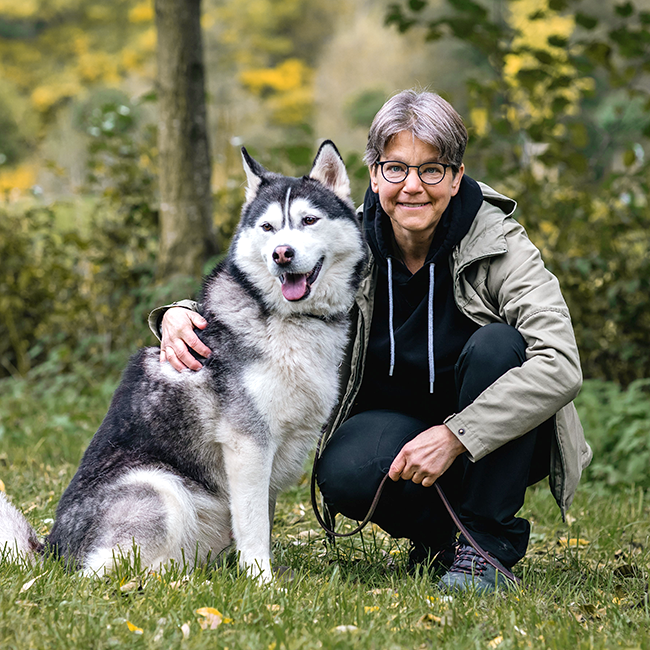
[1,374,649,649]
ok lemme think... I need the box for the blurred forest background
[1,0,650,488]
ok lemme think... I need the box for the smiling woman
[152,89,591,594]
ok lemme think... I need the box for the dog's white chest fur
[243,317,344,439]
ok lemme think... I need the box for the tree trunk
[155,0,217,280]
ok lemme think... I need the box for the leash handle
[310,438,520,584]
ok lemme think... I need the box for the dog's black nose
[273,245,295,266]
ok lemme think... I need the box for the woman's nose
[403,167,423,191]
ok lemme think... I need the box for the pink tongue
[282,273,308,301]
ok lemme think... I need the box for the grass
[1,373,649,649]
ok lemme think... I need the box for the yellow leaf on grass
[196,607,233,629]
[488,635,504,648]
[364,606,380,613]
[416,613,444,628]
[558,537,590,548]
[0,479,5,492]
[126,621,143,634]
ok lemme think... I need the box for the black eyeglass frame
[376,160,453,186]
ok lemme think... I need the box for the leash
[310,432,521,586]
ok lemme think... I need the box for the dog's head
[230,141,367,317]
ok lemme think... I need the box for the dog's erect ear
[241,147,268,203]
[309,140,352,203]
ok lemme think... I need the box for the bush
[576,379,650,489]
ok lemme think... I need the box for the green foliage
[0,200,155,380]
[0,97,203,380]
[345,89,390,129]
[386,0,650,383]
[576,379,650,489]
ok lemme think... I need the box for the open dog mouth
[279,257,324,301]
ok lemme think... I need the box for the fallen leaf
[487,635,503,648]
[126,621,143,635]
[558,537,590,548]
[571,610,587,626]
[367,588,396,596]
[120,579,140,593]
[196,607,233,629]
[0,479,5,492]
[296,529,320,540]
[20,574,44,593]
[613,564,643,579]
[169,576,191,589]
[364,606,380,613]
[266,604,282,613]
[416,613,439,629]
[333,625,358,633]
[180,622,191,639]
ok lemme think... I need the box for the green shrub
[576,379,650,488]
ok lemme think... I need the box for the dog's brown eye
[303,216,318,226]
[261,223,274,232]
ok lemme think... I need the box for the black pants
[317,323,552,567]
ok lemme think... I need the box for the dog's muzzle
[276,254,324,301]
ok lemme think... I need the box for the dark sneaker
[437,543,515,594]
[407,541,456,576]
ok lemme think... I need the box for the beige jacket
[326,182,592,518]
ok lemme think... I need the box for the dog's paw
[240,557,274,583]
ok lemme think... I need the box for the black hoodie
[352,175,484,424]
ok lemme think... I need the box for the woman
[150,89,592,593]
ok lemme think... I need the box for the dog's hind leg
[222,435,275,582]
[81,469,228,576]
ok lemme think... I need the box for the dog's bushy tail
[0,492,42,561]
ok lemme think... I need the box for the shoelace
[448,544,489,576]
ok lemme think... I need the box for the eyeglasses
[377,160,451,185]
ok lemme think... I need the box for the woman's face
[369,130,464,243]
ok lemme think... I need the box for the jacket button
[458,428,465,435]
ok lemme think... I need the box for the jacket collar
[452,181,517,274]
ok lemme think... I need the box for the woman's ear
[369,165,380,193]
[451,164,465,196]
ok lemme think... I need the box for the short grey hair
[363,89,468,172]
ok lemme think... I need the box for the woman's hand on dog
[388,424,467,488]
[160,307,212,371]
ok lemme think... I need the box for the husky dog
[0,141,366,581]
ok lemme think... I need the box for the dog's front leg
[222,436,275,582]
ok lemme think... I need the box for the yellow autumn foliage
[0,0,154,116]
[0,163,37,194]
[241,58,310,94]
[469,107,489,137]
[129,0,153,23]
[503,0,595,129]
[0,0,38,18]
[241,59,314,125]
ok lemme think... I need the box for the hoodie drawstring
[428,263,435,394]
[387,256,395,377]
[386,258,435,394]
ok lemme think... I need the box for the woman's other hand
[160,307,212,371]
[388,424,467,487]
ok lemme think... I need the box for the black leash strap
[310,432,521,586]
